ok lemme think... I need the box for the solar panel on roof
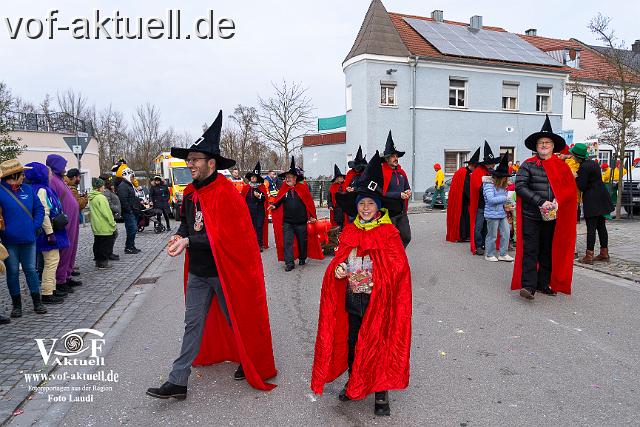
[403,18,561,66]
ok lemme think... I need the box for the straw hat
[0,159,32,179]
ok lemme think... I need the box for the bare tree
[258,80,314,168]
[127,103,171,175]
[567,14,640,218]
[229,105,263,171]
[90,104,128,172]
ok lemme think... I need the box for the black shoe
[374,391,391,416]
[0,314,9,324]
[71,271,81,277]
[31,293,48,314]
[146,382,187,400]
[519,288,535,300]
[125,248,139,254]
[260,247,264,253]
[338,384,350,402]
[299,259,306,266]
[57,283,74,294]
[234,365,245,381]
[285,265,295,272]
[10,295,22,318]
[67,278,83,287]
[538,287,557,296]
[476,248,485,256]
[108,254,120,261]
[53,289,67,298]
[133,247,142,253]
[42,294,64,304]
[96,260,111,269]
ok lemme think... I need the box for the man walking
[446,147,480,242]
[149,176,171,231]
[114,163,141,254]
[380,131,412,247]
[429,163,447,210]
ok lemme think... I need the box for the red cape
[241,183,269,248]
[446,167,468,242]
[311,222,412,399]
[344,169,360,188]
[382,162,410,210]
[271,183,324,262]
[328,181,348,227]
[182,176,277,390]
[511,156,577,294]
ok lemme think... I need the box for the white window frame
[597,149,612,166]
[380,84,396,107]
[536,85,552,113]
[449,78,467,108]
[502,83,519,111]
[571,93,586,120]
[346,85,353,112]
[598,93,613,114]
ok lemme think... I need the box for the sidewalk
[0,221,171,423]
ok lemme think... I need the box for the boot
[31,293,47,314]
[374,391,391,416]
[594,248,610,262]
[338,383,351,402]
[146,382,187,400]
[67,278,83,287]
[579,250,594,265]
[10,295,22,318]
[42,294,64,304]
[0,313,10,324]
[233,365,245,381]
[57,283,74,294]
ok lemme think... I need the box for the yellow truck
[154,152,191,219]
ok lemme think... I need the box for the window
[502,83,518,110]
[536,86,552,112]
[444,151,469,174]
[599,93,613,114]
[597,150,612,166]
[624,96,638,121]
[449,79,467,107]
[500,146,515,163]
[380,84,396,106]
[571,93,586,119]
[346,85,352,111]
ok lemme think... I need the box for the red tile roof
[303,131,347,147]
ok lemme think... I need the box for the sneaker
[485,255,499,262]
[519,288,535,300]
[146,382,187,400]
[42,294,64,304]
[233,365,245,381]
[498,254,514,262]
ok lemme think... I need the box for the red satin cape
[446,167,468,242]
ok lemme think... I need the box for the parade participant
[327,164,347,229]
[512,115,577,299]
[147,111,277,400]
[88,179,117,269]
[115,163,141,254]
[25,162,69,304]
[428,163,447,210]
[571,143,614,264]
[380,131,412,247]
[0,160,47,316]
[446,147,480,243]
[344,146,367,190]
[241,162,268,251]
[269,157,322,272]
[311,151,410,417]
[149,176,171,231]
[482,155,513,262]
[230,167,245,192]
[469,141,500,255]
[46,155,83,291]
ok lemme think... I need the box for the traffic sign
[72,145,82,154]
[77,131,89,138]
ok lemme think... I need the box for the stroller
[138,208,166,234]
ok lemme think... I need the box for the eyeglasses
[186,157,209,165]
[536,140,553,146]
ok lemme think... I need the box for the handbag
[51,212,69,231]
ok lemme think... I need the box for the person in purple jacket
[45,155,82,291]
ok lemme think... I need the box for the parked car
[620,167,640,215]
[422,178,452,207]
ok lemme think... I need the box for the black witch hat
[331,164,346,182]
[479,140,501,165]
[524,114,566,153]
[336,151,403,218]
[170,111,236,170]
[348,146,367,169]
[245,161,262,180]
[464,147,481,165]
[490,153,511,178]
[278,156,304,182]
[381,131,405,159]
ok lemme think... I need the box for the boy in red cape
[328,164,347,228]
[241,162,269,250]
[469,141,501,254]
[269,157,323,271]
[147,111,277,401]
[446,146,480,242]
[311,151,410,417]
[511,115,577,298]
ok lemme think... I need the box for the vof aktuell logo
[35,328,106,366]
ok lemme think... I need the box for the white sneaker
[498,254,514,262]
[485,255,499,262]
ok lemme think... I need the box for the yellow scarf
[354,208,392,230]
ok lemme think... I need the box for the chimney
[431,10,443,23]
[633,40,640,53]
[525,28,537,37]
[470,15,483,30]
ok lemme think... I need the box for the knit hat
[434,163,441,171]
[356,193,382,210]
[93,178,105,189]
[601,162,609,170]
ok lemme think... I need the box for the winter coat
[116,180,140,215]
[149,183,170,210]
[482,177,507,219]
[0,181,45,245]
[63,176,88,209]
[103,188,121,220]
[88,189,116,236]
[576,159,614,218]
[515,159,555,221]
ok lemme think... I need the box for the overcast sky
[2,0,638,139]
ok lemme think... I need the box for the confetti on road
[456,329,465,334]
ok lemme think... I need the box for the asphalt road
[13,212,640,426]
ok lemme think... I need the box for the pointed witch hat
[245,161,262,180]
[170,111,236,170]
[335,151,403,218]
[381,130,405,159]
[479,140,501,165]
[278,156,304,182]
[464,147,481,165]
[348,146,368,169]
[331,164,346,182]
[524,114,566,152]
[490,153,511,177]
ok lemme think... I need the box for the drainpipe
[410,55,418,201]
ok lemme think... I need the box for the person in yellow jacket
[429,163,447,210]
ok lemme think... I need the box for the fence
[4,111,94,135]
[306,179,332,207]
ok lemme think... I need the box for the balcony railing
[4,111,93,135]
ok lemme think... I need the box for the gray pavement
[8,212,640,426]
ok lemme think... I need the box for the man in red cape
[469,141,501,254]
[269,157,323,271]
[511,115,577,298]
[380,131,412,247]
[344,145,367,190]
[147,111,276,401]
[328,164,347,228]
[241,162,269,250]
[446,146,480,242]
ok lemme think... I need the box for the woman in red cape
[446,166,468,242]
[311,151,411,417]
[328,164,347,228]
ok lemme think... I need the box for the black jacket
[245,185,266,218]
[576,159,614,218]
[116,180,140,215]
[273,188,308,225]
[515,159,555,220]
[149,183,170,210]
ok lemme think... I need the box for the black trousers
[156,208,171,228]
[251,213,265,247]
[334,207,345,229]
[347,291,370,373]
[585,215,608,251]
[391,213,411,248]
[283,222,307,267]
[521,217,555,292]
[93,234,115,262]
[459,201,470,241]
